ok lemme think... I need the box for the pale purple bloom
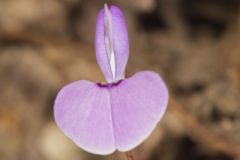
[54,4,168,155]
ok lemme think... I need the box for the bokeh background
[0,0,239,160]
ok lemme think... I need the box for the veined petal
[111,71,168,151]
[110,5,129,81]
[110,6,129,81]
[54,80,115,155]
[95,9,113,83]
[95,4,129,83]
[54,72,168,155]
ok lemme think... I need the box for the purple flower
[54,4,168,155]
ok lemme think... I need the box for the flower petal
[110,71,168,151]
[95,5,129,83]
[54,71,168,154]
[110,5,129,81]
[54,80,115,155]
[95,9,113,83]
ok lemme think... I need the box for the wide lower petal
[54,71,168,155]
[110,71,168,151]
[54,80,115,155]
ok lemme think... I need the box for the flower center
[97,80,122,88]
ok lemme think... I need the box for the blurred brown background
[0,0,239,160]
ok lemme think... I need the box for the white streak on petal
[95,4,129,83]
[104,4,116,79]
[95,9,113,83]
[110,6,129,81]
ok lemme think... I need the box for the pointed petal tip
[104,3,109,11]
